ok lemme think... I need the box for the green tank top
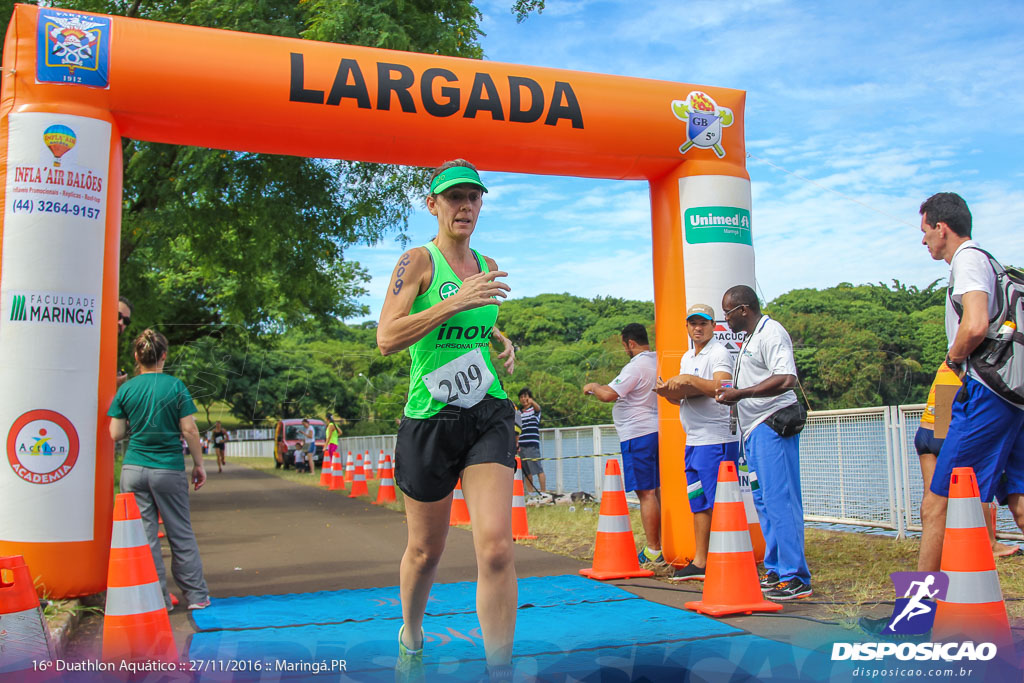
[326,423,339,445]
[405,241,507,418]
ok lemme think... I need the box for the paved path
[68,457,860,666]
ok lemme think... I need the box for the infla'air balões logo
[42,125,77,167]
[885,571,949,635]
[7,409,80,485]
[439,282,460,300]
[36,8,111,89]
[671,91,734,159]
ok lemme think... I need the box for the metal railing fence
[229,404,1024,540]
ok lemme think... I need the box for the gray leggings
[120,465,209,607]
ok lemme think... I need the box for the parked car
[273,418,326,469]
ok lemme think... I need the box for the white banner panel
[0,112,110,542]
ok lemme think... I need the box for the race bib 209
[422,347,495,409]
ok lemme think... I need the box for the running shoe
[396,625,425,682]
[187,597,211,610]
[637,546,665,567]
[759,570,781,590]
[487,664,514,681]
[668,563,705,582]
[765,578,812,601]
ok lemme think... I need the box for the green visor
[429,166,488,195]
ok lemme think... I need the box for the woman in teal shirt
[108,328,211,611]
[378,160,517,678]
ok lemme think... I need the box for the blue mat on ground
[191,574,636,631]
[188,598,743,676]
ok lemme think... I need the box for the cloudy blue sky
[347,0,1024,323]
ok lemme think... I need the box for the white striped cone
[349,452,369,497]
[685,461,781,616]
[738,460,765,562]
[0,556,55,674]
[102,493,177,662]
[934,467,1011,646]
[580,459,651,579]
[373,455,396,504]
[364,450,375,480]
[450,478,471,526]
[511,457,536,539]
[329,451,345,490]
[344,451,355,483]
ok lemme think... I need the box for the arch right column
[650,159,757,565]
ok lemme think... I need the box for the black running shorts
[395,397,516,502]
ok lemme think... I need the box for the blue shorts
[914,426,944,457]
[930,376,1024,501]
[620,432,659,492]
[684,442,740,513]
[995,427,1024,504]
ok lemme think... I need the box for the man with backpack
[917,192,1024,572]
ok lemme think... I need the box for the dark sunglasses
[118,313,131,326]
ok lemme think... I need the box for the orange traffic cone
[450,478,472,526]
[102,493,177,663]
[933,467,1012,645]
[364,450,375,480]
[738,460,765,562]
[319,447,335,486]
[157,512,164,538]
[328,450,346,491]
[579,459,651,579]
[373,455,396,505]
[349,452,369,498]
[0,555,55,674]
[511,457,537,540]
[685,461,782,616]
[344,451,355,484]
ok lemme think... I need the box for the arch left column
[0,5,122,597]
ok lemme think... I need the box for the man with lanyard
[917,192,1024,571]
[656,304,738,580]
[584,323,663,567]
[716,285,811,600]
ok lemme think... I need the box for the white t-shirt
[678,339,738,446]
[945,241,1006,392]
[304,426,315,446]
[609,350,659,442]
[734,315,799,435]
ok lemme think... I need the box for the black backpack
[948,246,1024,405]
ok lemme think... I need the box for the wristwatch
[945,354,966,379]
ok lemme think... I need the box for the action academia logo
[6,409,80,485]
[671,91,734,159]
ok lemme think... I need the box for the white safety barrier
[321,404,1024,541]
[224,440,274,458]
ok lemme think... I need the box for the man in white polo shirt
[716,285,811,601]
[656,303,739,581]
[583,323,663,566]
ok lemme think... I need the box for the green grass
[233,457,1024,623]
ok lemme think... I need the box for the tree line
[163,284,947,434]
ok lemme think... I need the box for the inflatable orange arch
[0,3,760,597]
